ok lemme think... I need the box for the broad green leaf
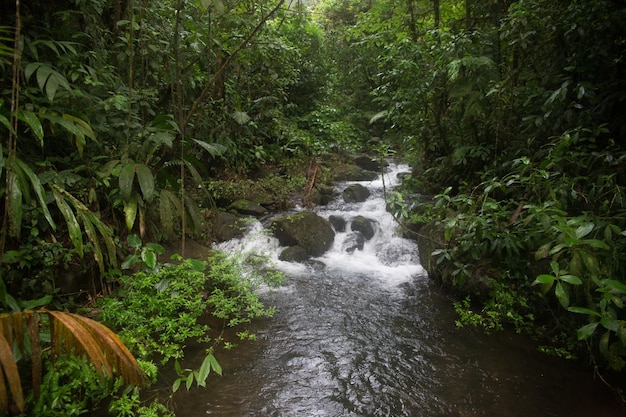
[135,163,154,202]
[0,113,11,132]
[141,250,157,270]
[121,254,140,270]
[577,322,599,340]
[186,372,194,390]
[568,306,601,317]
[124,198,138,232]
[575,223,594,239]
[604,280,626,294]
[19,295,53,310]
[172,378,182,393]
[127,234,142,249]
[196,353,213,387]
[119,162,136,201]
[53,188,83,257]
[532,274,556,285]
[583,239,609,250]
[559,274,582,285]
[209,353,222,376]
[600,316,620,332]
[192,139,226,157]
[555,281,569,308]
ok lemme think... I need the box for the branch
[183,0,286,128]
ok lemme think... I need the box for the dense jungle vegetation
[1,0,626,414]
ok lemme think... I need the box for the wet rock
[343,184,370,203]
[212,212,249,242]
[353,155,382,172]
[329,215,346,232]
[332,164,378,181]
[343,232,365,253]
[351,215,377,240]
[279,245,309,263]
[271,211,335,257]
[229,199,268,216]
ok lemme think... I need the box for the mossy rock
[271,211,335,257]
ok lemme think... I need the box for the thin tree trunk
[0,0,22,265]
[433,0,440,29]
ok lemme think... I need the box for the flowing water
[173,163,623,417]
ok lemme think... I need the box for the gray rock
[279,245,309,262]
[343,184,370,203]
[229,199,268,216]
[353,155,382,172]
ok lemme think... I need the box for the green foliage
[29,355,123,417]
[99,258,212,363]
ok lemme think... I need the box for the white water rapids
[172,162,621,417]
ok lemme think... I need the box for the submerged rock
[271,211,335,257]
[343,232,365,253]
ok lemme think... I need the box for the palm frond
[0,310,143,415]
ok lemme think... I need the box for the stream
[173,163,623,417]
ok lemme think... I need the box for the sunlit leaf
[575,223,594,239]
[124,197,138,232]
[232,110,250,125]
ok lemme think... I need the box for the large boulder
[353,155,382,172]
[271,211,335,257]
[350,215,377,240]
[343,184,370,203]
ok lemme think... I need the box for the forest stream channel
[171,162,623,417]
